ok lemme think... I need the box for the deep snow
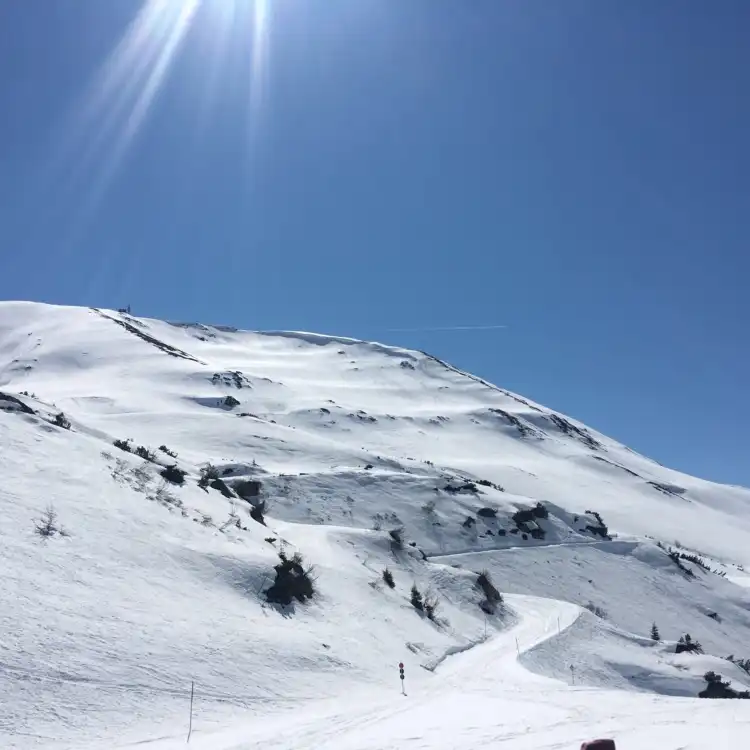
[2,301,749,749]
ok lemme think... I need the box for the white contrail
[386,325,508,333]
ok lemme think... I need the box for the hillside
[2,301,750,750]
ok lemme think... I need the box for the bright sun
[64,0,272,210]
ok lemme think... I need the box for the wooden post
[187,680,194,743]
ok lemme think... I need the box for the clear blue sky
[1,1,748,486]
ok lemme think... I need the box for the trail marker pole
[399,662,406,696]
[187,680,194,743]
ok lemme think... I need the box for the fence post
[187,680,194,743]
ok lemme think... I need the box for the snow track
[143,593,581,750]
[141,594,750,750]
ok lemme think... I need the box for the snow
[2,301,750,749]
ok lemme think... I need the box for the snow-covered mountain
[2,301,750,750]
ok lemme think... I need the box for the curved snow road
[425,539,639,561]
[433,594,580,688]
[128,593,749,750]
[142,594,582,750]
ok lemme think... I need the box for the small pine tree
[134,445,156,462]
[34,505,66,539]
[382,568,395,588]
[54,412,71,429]
[651,623,660,641]
[676,633,703,654]
[160,465,187,486]
[198,463,220,489]
[114,438,132,453]
[265,551,316,606]
[410,584,424,611]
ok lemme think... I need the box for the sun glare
[56,0,272,220]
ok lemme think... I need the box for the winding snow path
[140,594,581,750]
[136,593,749,750]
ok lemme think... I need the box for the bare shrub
[219,502,240,531]
[150,483,182,509]
[424,591,440,621]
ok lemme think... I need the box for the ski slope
[2,301,750,749]
[105,595,750,750]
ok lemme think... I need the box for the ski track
[144,594,750,750]
[144,594,581,750]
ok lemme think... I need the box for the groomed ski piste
[2,301,750,749]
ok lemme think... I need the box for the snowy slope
[2,301,750,750]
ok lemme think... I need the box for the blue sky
[0,0,748,486]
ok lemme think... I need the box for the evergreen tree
[651,622,660,641]
[410,584,424,611]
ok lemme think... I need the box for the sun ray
[50,2,198,199]
[250,0,271,116]
[243,0,272,185]
[35,0,275,274]
[191,0,238,142]
[118,1,201,153]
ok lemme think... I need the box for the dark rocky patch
[94,309,203,363]
[547,413,601,450]
[0,392,35,415]
[488,408,536,438]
